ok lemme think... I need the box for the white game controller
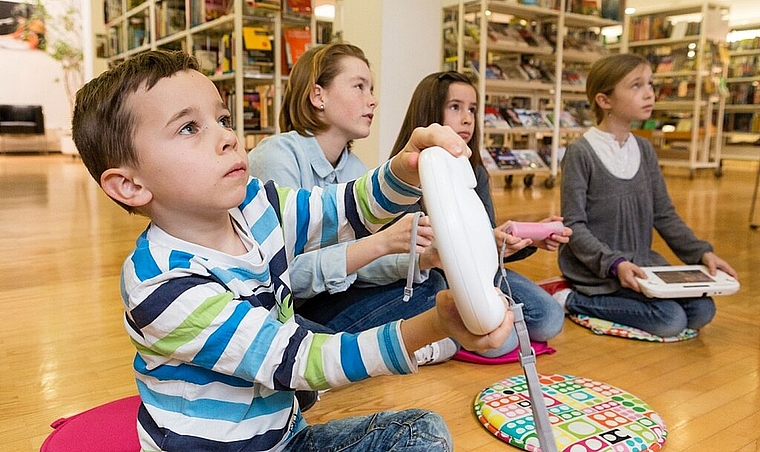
[418,146,506,335]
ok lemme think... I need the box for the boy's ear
[100,168,152,208]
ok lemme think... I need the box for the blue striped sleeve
[340,333,369,381]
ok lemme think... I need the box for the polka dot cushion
[475,374,667,452]
[568,314,698,343]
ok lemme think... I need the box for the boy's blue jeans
[566,287,716,337]
[285,409,452,451]
[294,270,446,333]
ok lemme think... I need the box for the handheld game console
[635,265,739,298]
[418,146,506,335]
[505,221,564,241]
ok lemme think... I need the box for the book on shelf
[219,33,232,73]
[561,66,587,86]
[488,23,529,47]
[282,28,312,72]
[242,27,274,66]
[511,150,550,170]
[601,0,623,21]
[155,0,186,38]
[284,0,312,14]
[468,61,506,80]
[670,21,688,39]
[674,118,693,132]
[513,109,550,128]
[730,37,760,52]
[500,107,523,128]
[560,111,580,128]
[486,147,521,170]
[520,63,543,81]
[204,0,231,22]
[189,0,233,26]
[655,56,674,73]
[496,62,531,81]
[484,106,511,129]
[194,48,218,75]
[443,21,458,46]
[516,27,538,46]
[245,0,280,9]
[242,91,262,130]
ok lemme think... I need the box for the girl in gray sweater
[557,53,737,337]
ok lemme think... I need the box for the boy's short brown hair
[72,50,199,211]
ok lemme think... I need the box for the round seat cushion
[474,374,667,451]
[569,314,698,343]
[40,395,141,452]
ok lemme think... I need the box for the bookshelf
[721,23,760,162]
[104,0,315,147]
[616,1,729,177]
[443,0,620,189]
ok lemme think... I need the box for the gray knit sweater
[558,135,713,295]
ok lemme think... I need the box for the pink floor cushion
[568,314,699,343]
[536,277,573,296]
[40,395,141,452]
[475,374,667,451]
[453,341,556,364]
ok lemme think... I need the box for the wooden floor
[1,154,758,452]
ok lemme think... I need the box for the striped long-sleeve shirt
[122,162,422,452]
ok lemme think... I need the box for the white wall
[341,0,442,167]
[0,47,71,133]
[0,0,107,139]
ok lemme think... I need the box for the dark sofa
[0,104,48,153]
[0,104,45,135]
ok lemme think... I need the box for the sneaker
[552,288,572,313]
[295,390,319,412]
[414,338,460,366]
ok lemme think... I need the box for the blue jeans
[473,268,565,357]
[284,409,452,451]
[566,288,716,337]
[295,270,446,333]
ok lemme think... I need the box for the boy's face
[127,70,249,220]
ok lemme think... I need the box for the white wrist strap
[403,212,423,302]
[497,241,557,452]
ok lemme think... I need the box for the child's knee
[408,410,452,451]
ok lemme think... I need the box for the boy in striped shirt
[72,50,513,452]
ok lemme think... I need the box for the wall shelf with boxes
[720,23,760,162]
[614,1,729,178]
[443,0,620,189]
[104,0,315,148]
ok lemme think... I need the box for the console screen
[654,269,715,284]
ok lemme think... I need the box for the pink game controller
[505,221,565,241]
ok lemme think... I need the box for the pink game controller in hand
[505,221,565,241]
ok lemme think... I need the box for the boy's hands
[436,290,514,353]
[390,124,470,186]
[373,213,434,256]
[400,289,514,359]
